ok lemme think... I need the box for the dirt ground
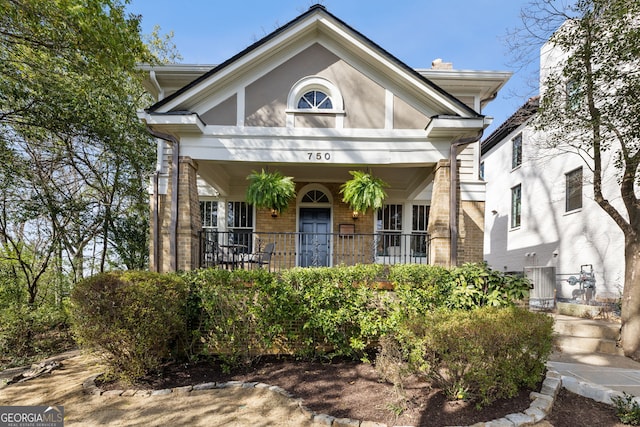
[0,353,317,427]
[0,352,626,427]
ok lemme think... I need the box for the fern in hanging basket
[246,169,296,214]
[340,170,389,214]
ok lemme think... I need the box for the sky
[127,0,543,137]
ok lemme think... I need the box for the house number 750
[308,152,331,161]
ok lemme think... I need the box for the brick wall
[460,200,485,264]
[155,156,202,272]
[427,159,451,266]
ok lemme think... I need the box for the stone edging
[83,367,616,427]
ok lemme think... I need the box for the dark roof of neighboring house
[147,4,479,118]
[481,96,540,155]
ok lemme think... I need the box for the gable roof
[481,96,540,155]
[146,4,480,118]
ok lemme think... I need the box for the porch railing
[199,230,429,272]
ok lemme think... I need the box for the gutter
[146,127,179,272]
[450,130,484,266]
[149,70,164,100]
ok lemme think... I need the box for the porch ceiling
[196,160,434,200]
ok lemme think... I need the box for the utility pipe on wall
[146,127,179,272]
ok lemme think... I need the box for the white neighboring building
[481,93,625,301]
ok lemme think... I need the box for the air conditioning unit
[524,266,556,308]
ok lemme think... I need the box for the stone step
[552,315,624,356]
[554,335,624,356]
[554,318,620,340]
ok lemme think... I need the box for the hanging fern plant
[245,169,296,215]
[340,170,389,214]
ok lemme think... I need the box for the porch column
[176,157,202,271]
[427,159,452,266]
[158,156,201,272]
[459,200,485,264]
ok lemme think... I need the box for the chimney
[431,58,453,70]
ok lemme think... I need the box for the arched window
[297,90,333,110]
[286,76,344,128]
[301,189,330,203]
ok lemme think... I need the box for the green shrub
[69,271,188,382]
[390,306,553,407]
[446,263,531,309]
[612,392,640,425]
[183,266,389,363]
[0,303,71,368]
[181,268,283,368]
[278,266,388,359]
[390,265,452,321]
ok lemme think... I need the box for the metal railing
[199,230,429,272]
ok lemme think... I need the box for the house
[137,4,511,273]
[481,41,623,301]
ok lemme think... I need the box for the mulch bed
[99,356,625,426]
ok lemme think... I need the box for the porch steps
[552,314,624,357]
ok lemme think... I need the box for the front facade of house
[138,5,510,273]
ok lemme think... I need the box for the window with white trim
[512,133,522,169]
[289,77,342,111]
[566,167,582,212]
[227,201,254,252]
[511,184,521,229]
[377,204,402,255]
[201,200,218,229]
[301,189,330,203]
[566,80,581,111]
[200,200,219,262]
[411,204,429,257]
[297,90,333,110]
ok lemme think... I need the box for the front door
[299,208,331,267]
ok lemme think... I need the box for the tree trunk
[621,237,640,360]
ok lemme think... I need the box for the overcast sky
[128,0,544,136]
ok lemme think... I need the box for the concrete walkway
[548,314,640,399]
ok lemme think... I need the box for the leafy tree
[0,0,156,288]
[509,0,640,359]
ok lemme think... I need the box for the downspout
[152,168,159,272]
[146,127,179,272]
[147,70,166,271]
[450,130,484,266]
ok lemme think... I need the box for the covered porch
[200,230,429,272]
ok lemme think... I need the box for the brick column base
[427,160,451,266]
[156,156,202,272]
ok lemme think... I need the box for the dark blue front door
[299,208,330,267]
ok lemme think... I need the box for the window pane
[297,90,332,110]
[297,97,311,109]
[377,204,402,256]
[412,204,429,231]
[318,98,332,109]
[200,201,218,228]
[227,201,253,228]
[301,190,329,203]
[566,80,580,110]
[511,185,521,228]
[566,168,582,211]
[512,134,522,169]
